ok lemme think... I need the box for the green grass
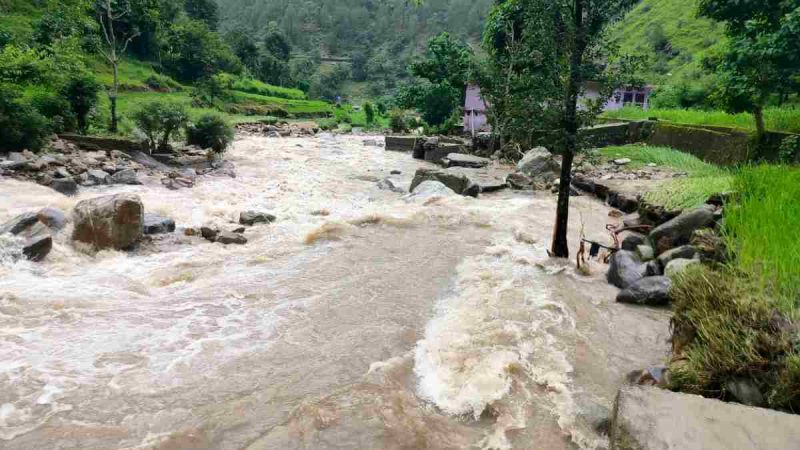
[230,77,306,100]
[724,165,800,310]
[599,145,732,209]
[228,91,331,115]
[608,0,725,85]
[604,106,800,134]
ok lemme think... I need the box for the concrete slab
[385,136,420,152]
[611,386,800,450]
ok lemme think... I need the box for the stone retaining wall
[59,134,146,154]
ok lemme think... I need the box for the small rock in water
[216,231,247,245]
[143,213,176,235]
[0,212,53,261]
[239,211,276,226]
[233,227,246,234]
[621,233,647,251]
[86,169,111,185]
[607,250,647,289]
[201,226,218,242]
[390,170,402,175]
[37,207,67,231]
[404,180,456,202]
[50,178,78,196]
[110,168,142,185]
[377,177,404,193]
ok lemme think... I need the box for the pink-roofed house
[463,82,653,134]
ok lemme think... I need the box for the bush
[145,74,182,92]
[778,135,800,164]
[389,108,407,132]
[62,75,100,134]
[187,114,234,153]
[258,116,282,126]
[316,118,337,131]
[0,84,50,152]
[29,90,76,134]
[364,102,376,125]
[133,101,189,153]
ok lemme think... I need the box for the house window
[635,92,646,106]
[623,92,634,105]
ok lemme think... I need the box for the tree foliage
[699,0,800,140]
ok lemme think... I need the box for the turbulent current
[0,134,670,450]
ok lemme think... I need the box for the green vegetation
[608,0,724,87]
[604,106,800,134]
[132,101,189,153]
[600,145,732,209]
[187,113,234,154]
[724,166,800,308]
[666,166,800,411]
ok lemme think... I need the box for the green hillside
[609,0,725,86]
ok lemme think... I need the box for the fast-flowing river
[0,134,669,450]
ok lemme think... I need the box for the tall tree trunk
[753,105,766,143]
[551,0,586,258]
[110,62,119,133]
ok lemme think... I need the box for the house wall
[463,83,491,133]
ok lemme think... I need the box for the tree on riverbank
[482,0,637,257]
[699,0,800,142]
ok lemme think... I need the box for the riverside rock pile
[236,122,320,138]
[607,204,724,306]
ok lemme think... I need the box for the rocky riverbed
[0,133,670,450]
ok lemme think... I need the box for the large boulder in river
[410,168,480,197]
[616,276,672,306]
[50,178,78,196]
[72,194,144,250]
[0,212,54,261]
[516,147,560,180]
[649,206,715,254]
[607,250,647,289]
[404,180,456,202]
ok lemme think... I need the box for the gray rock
[143,213,176,235]
[665,258,701,278]
[610,385,800,450]
[50,178,78,196]
[86,169,111,185]
[622,213,641,228]
[377,177,404,193]
[239,211,276,226]
[657,245,697,268]
[516,147,560,180]
[607,250,647,289]
[410,168,480,198]
[200,226,218,242]
[53,167,71,179]
[110,168,142,185]
[636,244,654,261]
[390,170,402,175]
[650,207,715,254]
[725,378,765,407]
[216,231,247,245]
[613,158,632,166]
[7,152,27,163]
[645,260,662,277]
[616,276,672,306]
[607,191,639,213]
[443,153,490,168]
[72,194,144,250]
[506,173,535,190]
[0,213,53,262]
[37,207,67,231]
[621,233,647,251]
[404,180,456,202]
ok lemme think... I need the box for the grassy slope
[599,145,732,209]
[609,0,724,85]
[604,106,800,134]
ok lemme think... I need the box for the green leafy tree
[133,101,188,152]
[263,27,291,61]
[483,0,636,257]
[225,30,261,74]
[63,75,100,133]
[0,85,50,152]
[699,0,800,142]
[162,19,242,82]
[184,0,219,30]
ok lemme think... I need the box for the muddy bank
[0,134,669,450]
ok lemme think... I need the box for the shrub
[389,109,407,132]
[259,116,282,126]
[29,90,76,133]
[187,114,234,153]
[133,101,189,153]
[316,118,337,131]
[364,102,376,125]
[0,84,50,152]
[145,73,182,92]
[62,75,100,134]
[778,135,800,164]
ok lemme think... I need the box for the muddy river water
[0,134,670,450]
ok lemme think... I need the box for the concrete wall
[60,134,146,153]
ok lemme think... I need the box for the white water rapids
[0,134,670,450]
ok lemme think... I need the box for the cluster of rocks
[607,205,723,306]
[0,140,150,196]
[237,122,320,138]
[1,195,278,262]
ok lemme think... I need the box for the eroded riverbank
[0,134,670,450]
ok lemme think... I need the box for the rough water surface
[0,134,670,449]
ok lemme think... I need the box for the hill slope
[609,0,725,86]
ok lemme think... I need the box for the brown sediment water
[0,134,670,450]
